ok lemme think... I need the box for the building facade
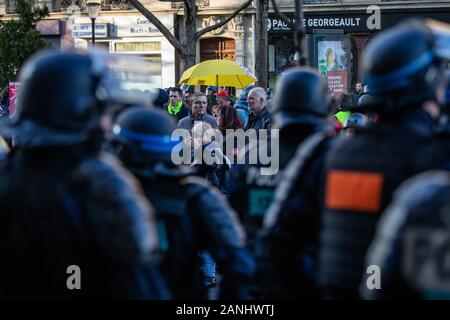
[268,0,450,92]
[1,0,450,91]
[0,0,178,88]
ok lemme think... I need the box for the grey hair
[249,87,267,102]
[190,92,207,104]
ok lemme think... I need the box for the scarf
[167,101,183,115]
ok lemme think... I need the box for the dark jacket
[178,113,218,130]
[362,170,450,300]
[132,163,255,299]
[255,131,333,299]
[192,141,231,194]
[245,107,272,131]
[228,121,330,246]
[319,108,449,298]
[0,146,169,299]
[165,102,189,122]
[207,95,217,115]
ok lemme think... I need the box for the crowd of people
[0,18,449,300]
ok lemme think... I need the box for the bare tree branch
[183,0,194,12]
[128,0,186,55]
[270,0,294,29]
[194,0,252,40]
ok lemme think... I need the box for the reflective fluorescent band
[114,126,180,153]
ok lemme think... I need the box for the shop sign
[115,16,172,37]
[268,17,364,32]
[72,23,110,38]
[269,9,450,33]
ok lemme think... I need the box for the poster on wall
[316,38,351,94]
[8,82,20,116]
[327,71,348,94]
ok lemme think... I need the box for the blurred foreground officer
[110,107,255,300]
[361,64,450,300]
[229,67,333,246]
[253,68,335,299]
[319,19,450,299]
[0,51,169,299]
[362,171,450,299]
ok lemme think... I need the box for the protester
[178,92,217,130]
[166,87,189,121]
[190,121,231,193]
[245,87,272,131]
[109,106,254,299]
[206,86,218,114]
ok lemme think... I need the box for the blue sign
[72,23,109,38]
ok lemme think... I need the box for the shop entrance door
[200,37,235,61]
[199,38,236,95]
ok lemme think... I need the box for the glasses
[169,95,179,98]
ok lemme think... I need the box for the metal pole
[91,18,96,48]
[294,0,306,66]
[271,0,306,66]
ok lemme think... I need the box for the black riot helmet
[271,66,331,128]
[437,70,450,112]
[111,106,180,169]
[0,51,155,148]
[363,19,449,113]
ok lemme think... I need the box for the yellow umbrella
[179,59,257,88]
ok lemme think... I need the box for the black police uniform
[361,171,450,299]
[0,52,168,299]
[0,148,168,299]
[319,20,450,299]
[361,63,450,300]
[319,109,447,298]
[228,68,333,248]
[110,107,255,300]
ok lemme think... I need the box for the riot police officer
[109,106,255,300]
[361,170,450,299]
[228,67,334,250]
[253,68,335,299]
[0,51,169,299]
[318,19,450,299]
[361,65,450,300]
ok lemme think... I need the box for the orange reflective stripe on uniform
[325,170,384,213]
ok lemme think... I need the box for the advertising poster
[317,39,350,93]
[327,71,348,94]
[8,82,20,116]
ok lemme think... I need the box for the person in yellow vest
[165,87,189,121]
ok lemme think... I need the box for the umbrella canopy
[179,60,257,88]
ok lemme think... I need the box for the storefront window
[314,34,352,94]
[142,55,162,88]
[111,42,162,87]
[268,34,297,88]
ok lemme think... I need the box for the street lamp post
[86,0,101,48]
[271,0,306,66]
